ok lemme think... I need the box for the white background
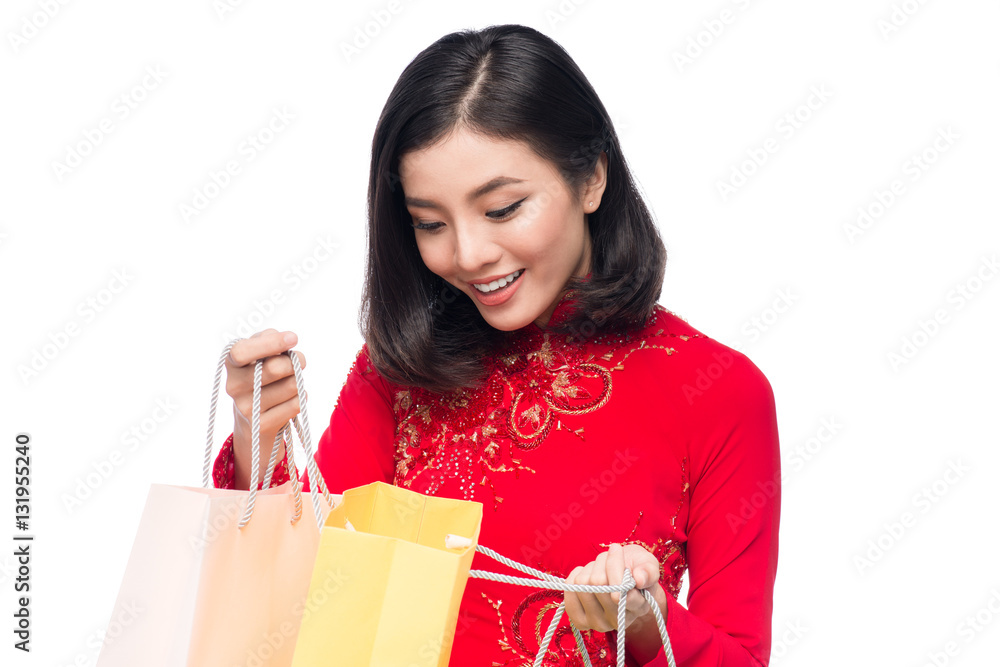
[2,0,999,665]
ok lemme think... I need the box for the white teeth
[474,269,522,293]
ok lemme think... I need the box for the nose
[453,219,501,276]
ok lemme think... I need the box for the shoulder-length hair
[360,23,666,394]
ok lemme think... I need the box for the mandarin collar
[516,272,592,335]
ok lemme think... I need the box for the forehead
[398,127,558,193]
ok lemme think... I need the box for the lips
[468,269,524,307]
[470,269,524,293]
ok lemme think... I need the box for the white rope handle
[202,340,294,526]
[260,418,285,492]
[202,339,238,487]
[279,422,304,523]
[467,545,676,667]
[287,350,336,529]
[202,339,335,530]
[202,341,275,489]
[239,358,266,528]
[246,346,336,529]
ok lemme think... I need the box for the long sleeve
[631,348,781,666]
[298,344,397,494]
[211,432,291,490]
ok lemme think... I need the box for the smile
[472,269,524,293]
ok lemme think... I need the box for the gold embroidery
[481,590,612,666]
[599,456,690,599]
[389,309,705,509]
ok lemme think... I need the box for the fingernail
[283,332,297,346]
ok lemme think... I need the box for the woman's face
[399,126,607,331]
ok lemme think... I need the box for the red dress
[213,292,781,666]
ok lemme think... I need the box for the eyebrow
[403,176,526,210]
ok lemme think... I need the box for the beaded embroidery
[391,304,703,510]
[597,457,690,600]
[482,589,613,667]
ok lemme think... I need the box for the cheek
[514,202,578,261]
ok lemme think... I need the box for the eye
[487,197,527,221]
[412,220,443,233]
[410,197,528,233]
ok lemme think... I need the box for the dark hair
[359,24,666,394]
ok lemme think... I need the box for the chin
[477,309,534,333]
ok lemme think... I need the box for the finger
[233,391,304,444]
[236,372,302,410]
[623,544,660,590]
[605,543,626,606]
[226,350,307,399]
[636,562,660,590]
[261,350,307,383]
[232,376,304,427]
[250,328,279,339]
[624,580,666,631]
[575,562,613,631]
[592,548,621,622]
[228,328,279,365]
[227,330,300,369]
[563,566,586,626]
[606,543,626,595]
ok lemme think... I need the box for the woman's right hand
[225,329,307,490]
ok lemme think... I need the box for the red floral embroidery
[392,330,615,509]
[483,589,614,667]
[391,307,702,511]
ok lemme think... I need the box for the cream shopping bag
[96,340,338,667]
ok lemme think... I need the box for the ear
[581,151,609,211]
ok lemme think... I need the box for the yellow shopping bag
[291,481,482,667]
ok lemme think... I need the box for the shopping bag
[96,340,338,667]
[290,480,483,667]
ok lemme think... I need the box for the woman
[213,24,780,666]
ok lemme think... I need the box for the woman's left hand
[563,543,664,632]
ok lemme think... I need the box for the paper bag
[291,481,483,667]
[96,480,334,667]
[97,341,337,666]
